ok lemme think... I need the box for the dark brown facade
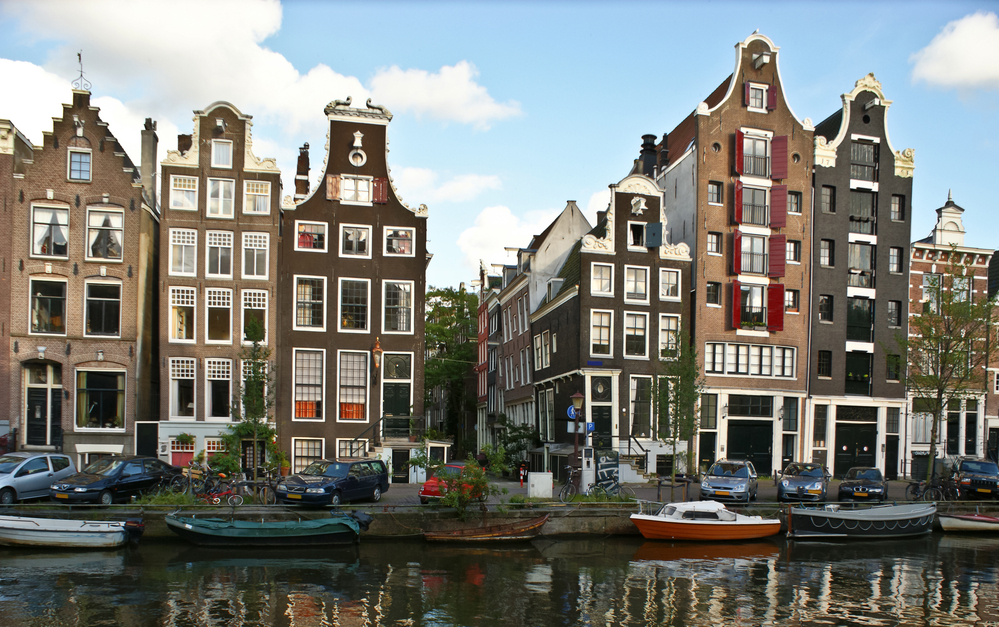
[276,99,428,473]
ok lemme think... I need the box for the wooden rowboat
[423,514,549,542]
[630,501,781,541]
[0,514,144,548]
[938,512,999,532]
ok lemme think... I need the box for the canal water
[0,533,997,626]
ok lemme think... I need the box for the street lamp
[571,391,585,468]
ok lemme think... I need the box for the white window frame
[31,204,70,260]
[292,348,326,422]
[67,148,92,181]
[293,275,327,333]
[337,438,369,459]
[339,223,372,259]
[624,265,650,305]
[242,180,271,214]
[746,82,769,113]
[384,226,415,257]
[205,230,234,279]
[205,358,233,422]
[28,277,68,337]
[659,314,680,359]
[83,280,122,339]
[169,357,196,420]
[85,207,124,262]
[707,181,723,206]
[533,334,543,371]
[241,289,268,345]
[336,349,370,423]
[168,228,198,277]
[169,175,198,211]
[590,309,613,358]
[241,232,269,280]
[339,175,373,206]
[211,139,233,169]
[623,311,649,359]
[295,220,328,253]
[630,375,654,438]
[521,348,530,384]
[205,288,233,345]
[707,232,722,256]
[627,221,647,251]
[659,268,681,301]
[292,438,325,473]
[889,247,903,274]
[169,286,196,343]
[541,331,551,368]
[786,240,802,264]
[338,277,371,334]
[591,263,614,297]
[207,178,235,218]
[382,279,415,335]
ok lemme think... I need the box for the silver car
[700,459,758,503]
[0,452,77,503]
[777,462,830,502]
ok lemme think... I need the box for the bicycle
[906,479,958,502]
[235,467,279,505]
[558,466,636,503]
[197,479,243,506]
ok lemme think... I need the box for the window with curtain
[76,371,125,429]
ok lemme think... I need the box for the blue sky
[1,1,997,289]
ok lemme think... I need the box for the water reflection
[0,534,998,625]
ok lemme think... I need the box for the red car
[419,461,485,504]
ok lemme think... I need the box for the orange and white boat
[630,500,781,541]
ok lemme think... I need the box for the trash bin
[528,472,553,499]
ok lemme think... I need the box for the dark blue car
[276,459,389,506]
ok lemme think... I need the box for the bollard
[519,466,527,487]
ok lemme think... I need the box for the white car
[0,452,77,503]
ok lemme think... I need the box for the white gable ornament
[631,197,647,215]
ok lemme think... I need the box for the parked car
[777,462,830,503]
[0,452,77,503]
[275,458,389,506]
[699,459,758,503]
[50,456,180,505]
[838,466,888,502]
[951,457,999,499]
[418,461,485,504]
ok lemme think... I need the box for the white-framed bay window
[241,289,268,344]
[242,232,269,279]
[205,288,232,344]
[205,359,232,421]
[383,280,413,334]
[170,175,198,211]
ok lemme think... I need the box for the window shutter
[743,82,751,106]
[770,136,788,180]
[326,174,340,201]
[734,181,743,224]
[769,234,786,278]
[732,230,742,275]
[767,85,778,111]
[732,281,742,329]
[767,285,785,332]
[735,130,744,175]
[769,185,787,228]
[373,177,388,204]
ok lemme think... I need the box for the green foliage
[424,286,478,441]
[410,444,509,521]
[495,415,540,461]
[654,336,704,488]
[134,490,199,506]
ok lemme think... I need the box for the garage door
[726,420,774,476]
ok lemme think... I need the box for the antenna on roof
[72,50,92,91]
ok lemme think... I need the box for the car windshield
[786,464,824,478]
[709,463,749,478]
[83,458,124,476]
[301,462,349,478]
[960,461,999,475]
[846,468,882,481]
[0,456,27,474]
[433,466,463,479]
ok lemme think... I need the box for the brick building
[3,89,159,464]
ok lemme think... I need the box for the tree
[900,248,998,481]
[409,443,509,521]
[653,335,704,499]
[495,414,540,463]
[424,285,478,443]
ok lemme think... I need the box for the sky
[1,1,997,290]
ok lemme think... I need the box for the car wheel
[0,488,15,505]
[330,491,342,507]
[372,486,382,503]
[99,490,114,506]
[751,489,757,502]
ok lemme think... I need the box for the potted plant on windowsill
[273,450,290,476]
[176,432,195,446]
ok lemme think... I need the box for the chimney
[295,143,310,200]
[639,134,658,177]
[141,118,158,210]
[657,132,669,170]
[177,133,192,154]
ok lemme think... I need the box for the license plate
[808,490,821,494]
[855,492,868,497]
[715,491,730,496]
[288,494,301,499]
[978,488,991,494]
[55,493,68,499]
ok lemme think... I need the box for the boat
[629,500,781,541]
[786,502,935,539]
[423,514,549,542]
[164,511,372,546]
[0,514,143,548]
[938,511,999,532]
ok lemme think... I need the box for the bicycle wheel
[922,487,944,502]
[905,483,920,501]
[258,485,276,505]
[618,485,636,500]
[227,494,244,506]
[559,483,577,503]
[589,484,609,500]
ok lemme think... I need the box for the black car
[838,466,888,502]
[952,457,999,499]
[276,458,389,506]
[50,456,180,505]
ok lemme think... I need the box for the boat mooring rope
[806,514,933,532]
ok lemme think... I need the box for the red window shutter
[734,181,743,224]
[326,174,340,200]
[767,285,785,332]
[770,136,788,180]
[744,82,751,106]
[767,85,778,111]
[733,230,742,275]
[769,185,787,228]
[373,177,388,204]
[732,281,742,330]
[769,234,786,278]
[735,130,744,175]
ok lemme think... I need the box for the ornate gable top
[324,96,393,122]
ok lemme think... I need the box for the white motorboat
[630,500,781,541]
[0,514,144,548]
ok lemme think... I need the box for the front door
[989,428,999,463]
[26,389,48,446]
[885,435,899,480]
[24,364,62,447]
[834,423,877,477]
[392,449,409,483]
[698,432,717,473]
[726,420,773,476]
[591,406,612,451]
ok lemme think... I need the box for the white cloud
[457,205,560,273]
[911,11,999,90]
[584,188,611,225]
[392,167,501,204]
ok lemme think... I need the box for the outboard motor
[347,510,374,532]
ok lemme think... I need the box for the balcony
[741,252,768,275]
[743,155,770,178]
[848,271,873,288]
[740,305,766,328]
[849,215,875,235]
[845,377,872,396]
[741,203,768,226]
[384,416,422,441]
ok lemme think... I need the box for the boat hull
[630,514,781,541]
[165,514,360,547]
[424,515,549,542]
[788,503,935,539]
[938,514,999,532]
[0,515,140,548]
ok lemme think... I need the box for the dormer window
[629,223,646,248]
[212,140,233,168]
[68,149,91,181]
[341,176,372,204]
